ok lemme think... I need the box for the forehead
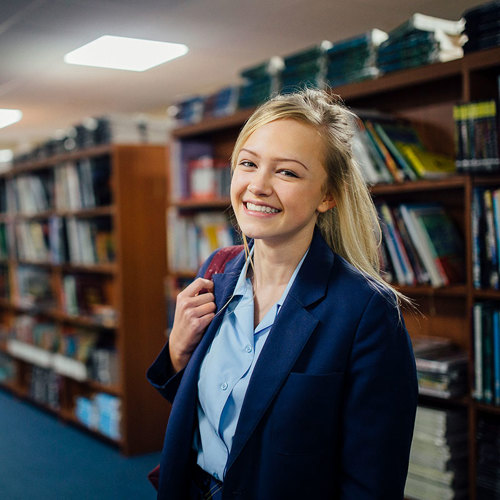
[241,118,324,160]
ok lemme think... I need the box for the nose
[247,169,273,196]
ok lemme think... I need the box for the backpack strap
[203,245,244,280]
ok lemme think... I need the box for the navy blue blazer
[148,229,418,499]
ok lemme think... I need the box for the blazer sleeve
[146,249,219,403]
[339,290,418,499]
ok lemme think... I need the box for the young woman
[148,88,418,499]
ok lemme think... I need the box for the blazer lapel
[226,229,335,471]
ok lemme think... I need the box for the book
[397,143,456,179]
[387,13,465,41]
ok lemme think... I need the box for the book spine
[474,302,483,401]
[493,309,500,406]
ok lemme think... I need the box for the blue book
[494,309,500,405]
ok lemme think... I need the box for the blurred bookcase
[0,143,170,455]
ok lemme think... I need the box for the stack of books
[280,41,331,94]
[377,13,465,74]
[477,416,500,498]
[412,336,468,399]
[238,57,283,109]
[326,30,388,86]
[454,100,500,173]
[472,302,500,406]
[169,96,205,126]
[351,112,455,184]
[376,202,465,287]
[472,187,500,290]
[202,86,240,119]
[462,1,500,53]
[405,406,468,500]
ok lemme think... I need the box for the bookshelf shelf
[165,45,500,499]
[0,143,170,455]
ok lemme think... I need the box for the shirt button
[220,382,228,391]
[213,472,219,480]
[245,345,253,353]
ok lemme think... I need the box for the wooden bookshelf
[165,46,500,499]
[0,143,170,455]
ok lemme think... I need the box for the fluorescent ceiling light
[0,109,22,129]
[0,150,13,162]
[64,35,189,72]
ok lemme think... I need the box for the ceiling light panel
[0,109,22,129]
[64,35,189,72]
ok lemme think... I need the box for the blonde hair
[231,88,408,306]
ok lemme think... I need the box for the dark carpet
[0,390,161,499]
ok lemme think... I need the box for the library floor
[0,391,161,499]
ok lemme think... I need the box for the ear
[317,192,336,213]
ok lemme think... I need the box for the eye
[278,169,299,178]
[238,160,256,168]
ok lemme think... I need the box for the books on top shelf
[453,100,500,173]
[476,415,500,498]
[376,202,465,287]
[412,336,468,399]
[280,41,332,94]
[326,29,388,87]
[462,1,500,54]
[238,56,284,109]
[473,302,500,406]
[351,112,456,184]
[377,13,465,75]
[405,405,468,500]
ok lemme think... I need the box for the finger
[195,301,217,317]
[188,292,215,307]
[184,278,214,296]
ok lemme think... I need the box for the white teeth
[246,202,279,213]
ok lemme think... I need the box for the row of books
[477,416,500,498]
[463,1,500,54]
[454,100,500,173]
[6,156,112,214]
[168,211,240,272]
[172,13,465,125]
[412,336,468,399]
[16,266,54,309]
[12,114,168,165]
[352,113,456,184]
[405,406,468,500]
[188,156,231,200]
[75,393,121,440]
[54,157,112,210]
[377,202,464,287]
[62,274,117,326]
[13,215,115,266]
[29,365,60,410]
[0,351,15,382]
[472,187,500,290]
[6,315,118,385]
[473,302,500,406]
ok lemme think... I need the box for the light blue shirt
[194,247,308,480]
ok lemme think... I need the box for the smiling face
[231,118,334,250]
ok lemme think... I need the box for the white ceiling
[0,0,482,150]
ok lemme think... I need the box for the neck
[251,229,313,288]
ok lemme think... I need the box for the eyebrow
[239,147,309,171]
